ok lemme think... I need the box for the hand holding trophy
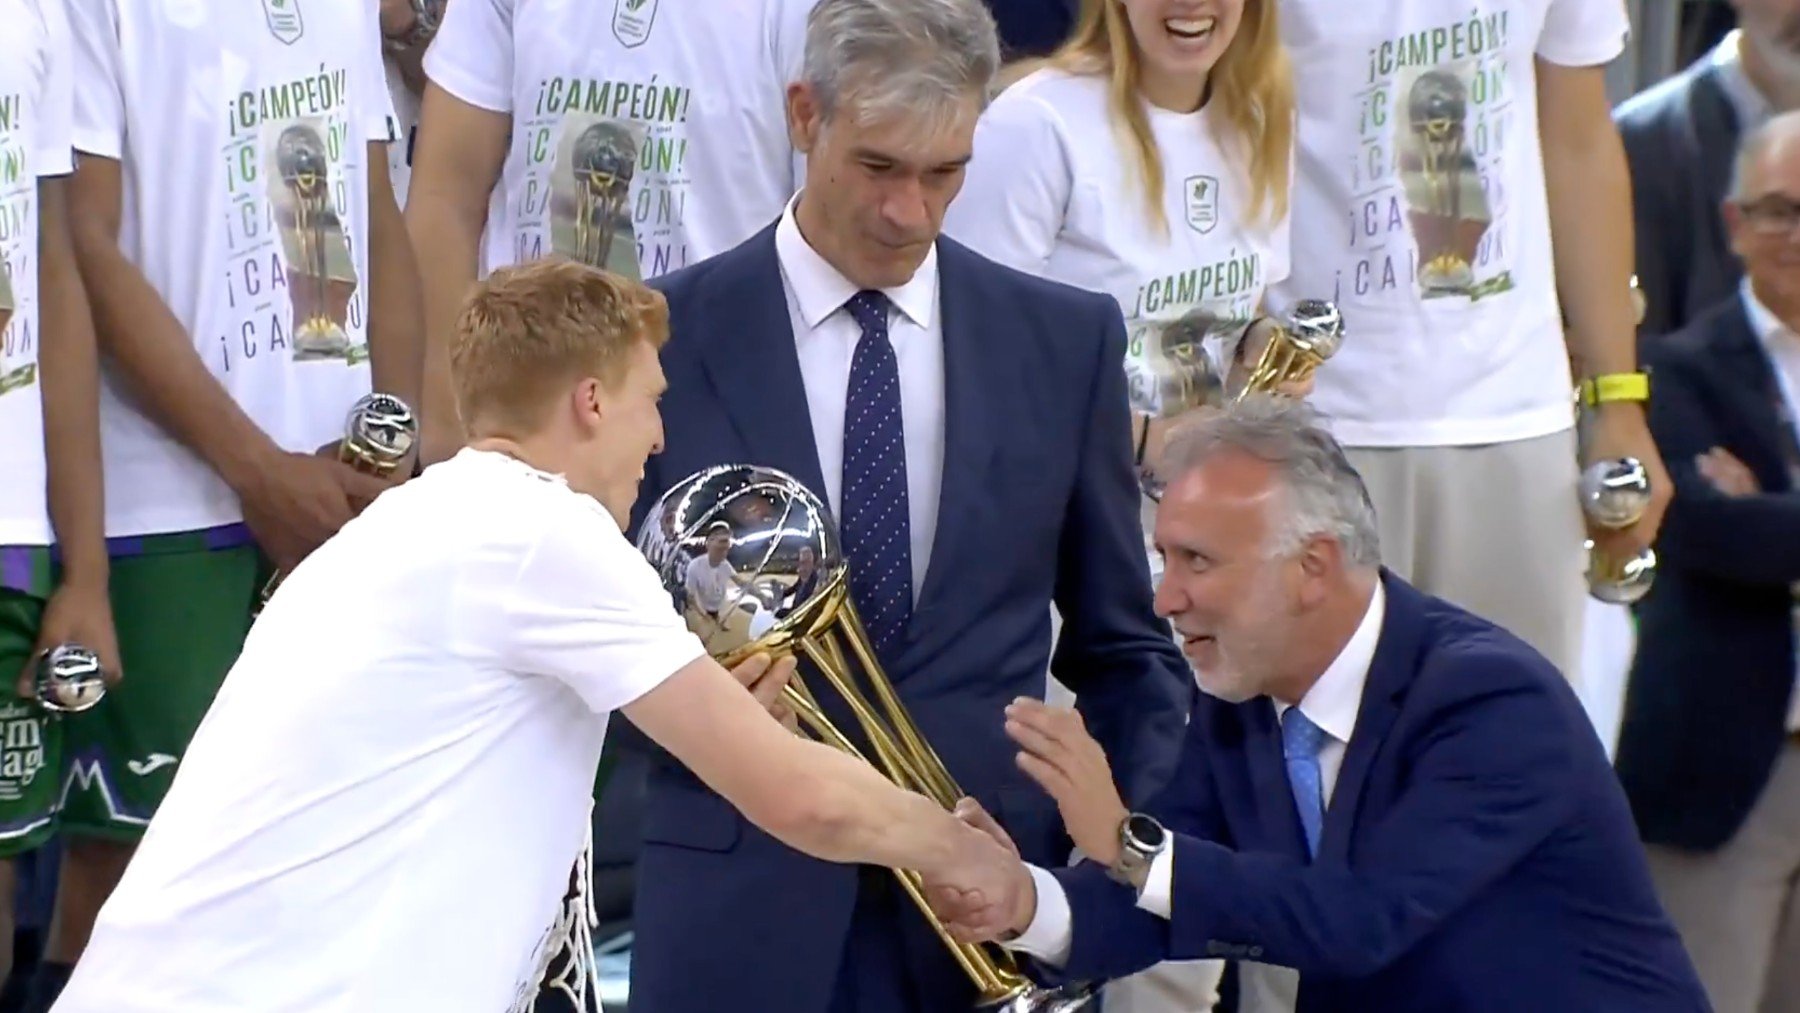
[1133,300,1345,501]
[637,465,1094,1012]
[252,392,418,617]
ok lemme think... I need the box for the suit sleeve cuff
[1136,846,1174,919]
[1006,865,1074,967]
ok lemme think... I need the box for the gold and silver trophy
[638,465,1094,1012]
[33,643,106,715]
[253,392,418,616]
[275,124,355,360]
[1580,457,1657,605]
[1401,68,1493,298]
[569,121,638,272]
[1132,300,1345,501]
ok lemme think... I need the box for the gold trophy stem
[763,592,1034,1007]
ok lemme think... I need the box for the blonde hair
[1011,0,1294,229]
[450,257,670,436]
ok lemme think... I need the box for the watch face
[1126,814,1166,849]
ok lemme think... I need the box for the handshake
[918,698,1134,947]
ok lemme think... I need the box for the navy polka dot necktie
[840,290,912,658]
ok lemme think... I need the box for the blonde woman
[947,0,1297,547]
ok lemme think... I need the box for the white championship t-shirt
[947,66,1291,397]
[1269,0,1629,448]
[424,0,813,279]
[66,0,398,538]
[0,0,73,547]
[944,66,1291,575]
[55,448,706,1013]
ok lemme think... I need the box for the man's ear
[787,82,822,155]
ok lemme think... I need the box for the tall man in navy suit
[932,398,1709,1011]
[623,1,1192,1011]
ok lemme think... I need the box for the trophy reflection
[638,465,1093,1012]
[567,121,638,273]
[1401,68,1491,297]
[273,123,356,360]
[34,643,107,715]
[1131,301,1345,501]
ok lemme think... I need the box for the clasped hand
[925,699,1131,945]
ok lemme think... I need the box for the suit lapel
[1710,300,1795,486]
[695,226,829,499]
[1318,571,1422,864]
[900,241,997,661]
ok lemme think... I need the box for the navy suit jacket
[624,223,1193,1013]
[1614,50,1744,340]
[1046,573,1707,1012]
[1615,296,1800,851]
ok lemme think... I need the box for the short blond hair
[451,258,669,436]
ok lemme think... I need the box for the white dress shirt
[774,195,945,598]
[1738,281,1800,732]
[1009,582,1388,967]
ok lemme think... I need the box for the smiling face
[786,81,978,289]
[1150,452,1308,703]
[1728,115,1800,321]
[1120,0,1246,108]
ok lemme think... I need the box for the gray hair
[1729,110,1800,201]
[1159,396,1382,569]
[801,0,1001,131]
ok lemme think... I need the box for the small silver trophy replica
[34,644,106,714]
[1580,457,1657,605]
[253,392,418,617]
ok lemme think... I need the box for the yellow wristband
[1577,372,1649,407]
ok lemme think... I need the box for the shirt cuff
[1006,865,1074,967]
[1136,846,1174,919]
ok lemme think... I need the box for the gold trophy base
[289,274,357,360]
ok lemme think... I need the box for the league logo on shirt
[612,0,659,48]
[549,115,646,280]
[260,0,305,45]
[1184,175,1219,235]
[267,119,361,361]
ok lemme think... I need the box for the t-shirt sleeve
[64,0,125,160]
[424,0,515,114]
[31,0,75,176]
[500,504,708,715]
[941,88,1073,275]
[1537,0,1630,67]
[358,5,399,144]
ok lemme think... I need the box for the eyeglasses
[1738,195,1800,235]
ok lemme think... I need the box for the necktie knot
[1282,707,1328,760]
[845,290,890,338]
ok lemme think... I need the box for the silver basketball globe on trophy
[1580,457,1657,605]
[636,464,1092,1012]
[34,643,106,714]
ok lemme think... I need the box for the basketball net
[508,818,600,1013]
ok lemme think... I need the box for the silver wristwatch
[1105,813,1169,892]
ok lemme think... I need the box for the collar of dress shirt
[1715,30,1774,131]
[1744,276,1794,349]
[1272,580,1386,747]
[774,191,938,332]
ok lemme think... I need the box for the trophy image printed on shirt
[268,119,359,361]
[550,115,647,280]
[0,256,14,342]
[1398,64,1500,300]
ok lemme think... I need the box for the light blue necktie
[1281,707,1329,858]
[839,290,912,661]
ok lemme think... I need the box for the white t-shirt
[0,0,73,547]
[67,0,398,537]
[684,555,737,614]
[385,57,421,207]
[1270,0,1630,447]
[944,66,1291,575]
[947,66,1291,402]
[54,448,705,1013]
[424,0,813,279]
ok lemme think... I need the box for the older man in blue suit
[933,398,1710,1012]
[622,1,1192,1012]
